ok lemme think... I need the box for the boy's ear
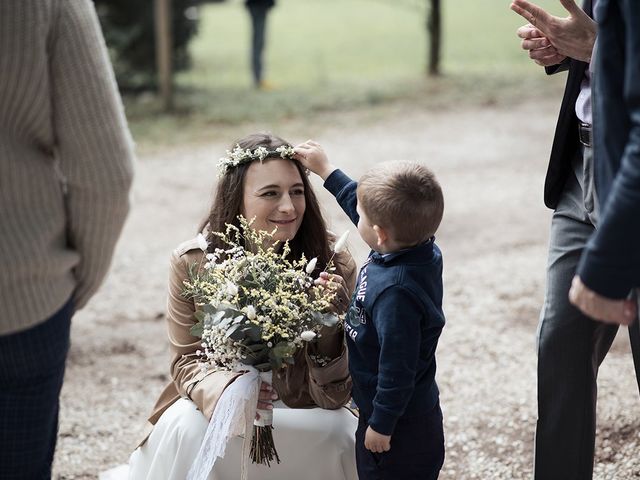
[373,225,388,247]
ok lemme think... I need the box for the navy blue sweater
[325,170,445,435]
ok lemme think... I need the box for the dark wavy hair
[200,133,340,276]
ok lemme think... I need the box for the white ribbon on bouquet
[186,366,273,480]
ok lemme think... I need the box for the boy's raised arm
[294,140,338,180]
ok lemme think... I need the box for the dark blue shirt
[325,169,445,435]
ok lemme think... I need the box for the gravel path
[52,97,640,479]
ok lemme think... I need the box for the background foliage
[95,0,200,91]
[105,0,567,145]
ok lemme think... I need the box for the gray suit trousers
[534,145,640,479]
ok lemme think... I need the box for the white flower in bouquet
[225,282,239,297]
[305,257,318,274]
[196,233,209,252]
[245,305,257,320]
[182,217,341,468]
[300,330,317,342]
[333,230,350,253]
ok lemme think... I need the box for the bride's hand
[256,381,278,420]
[314,272,350,314]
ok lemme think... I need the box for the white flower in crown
[275,145,295,158]
[254,146,270,160]
[217,144,296,177]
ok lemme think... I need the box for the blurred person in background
[245,0,275,89]
[0,0,134,477]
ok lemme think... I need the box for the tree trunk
[155,0,173,110]
[427,0,441,76]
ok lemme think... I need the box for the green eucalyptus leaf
[246,343,267,353]
[203,303,217,315]
[240,343,269,365]
[272,341,296,360]
[243,325,262,342]
[225,323,246,341]
[190,321,204,338]
[210,311,228,327]
[254,362,272,372]
[268,350,283,370]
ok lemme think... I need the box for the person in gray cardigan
[0,0,134,477]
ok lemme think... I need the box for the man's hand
[569,276,637,325]
[293,140,337,181]
[510,0,596,63]
[517,24,567,67]
[364,426,391,453]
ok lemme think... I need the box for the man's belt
[579,122,592,148]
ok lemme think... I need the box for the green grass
[125,0,568,147]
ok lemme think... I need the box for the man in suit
[512,0,640,478]
[570,2,640,322]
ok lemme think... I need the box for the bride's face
[241,158,306,242]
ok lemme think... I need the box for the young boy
[294,141,446,480]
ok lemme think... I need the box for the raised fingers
[558,0,582,16]
[510,0,553,34]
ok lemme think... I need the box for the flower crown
[217,144,296,176]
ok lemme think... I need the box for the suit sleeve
[577,0,640,298]
[545,58,572,75]
[50,0,134,309]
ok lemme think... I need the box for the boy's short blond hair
[357,161,444,245]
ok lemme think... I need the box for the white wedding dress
[101,398,358,480]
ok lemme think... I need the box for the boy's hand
[314,272,350,314]
[293,140,337,181]
[364,426,391,453]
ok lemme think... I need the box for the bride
[109,133,358,480]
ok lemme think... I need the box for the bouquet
[183,217,343,479]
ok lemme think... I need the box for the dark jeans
[355,403,444,480]
[247,4,270,85]
[0,299,73,480]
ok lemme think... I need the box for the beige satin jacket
[142,235,357,443]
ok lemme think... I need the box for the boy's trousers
[355,402,444,480]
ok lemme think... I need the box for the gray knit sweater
[0,0,135,335]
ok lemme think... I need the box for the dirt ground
[52,96,640,479]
